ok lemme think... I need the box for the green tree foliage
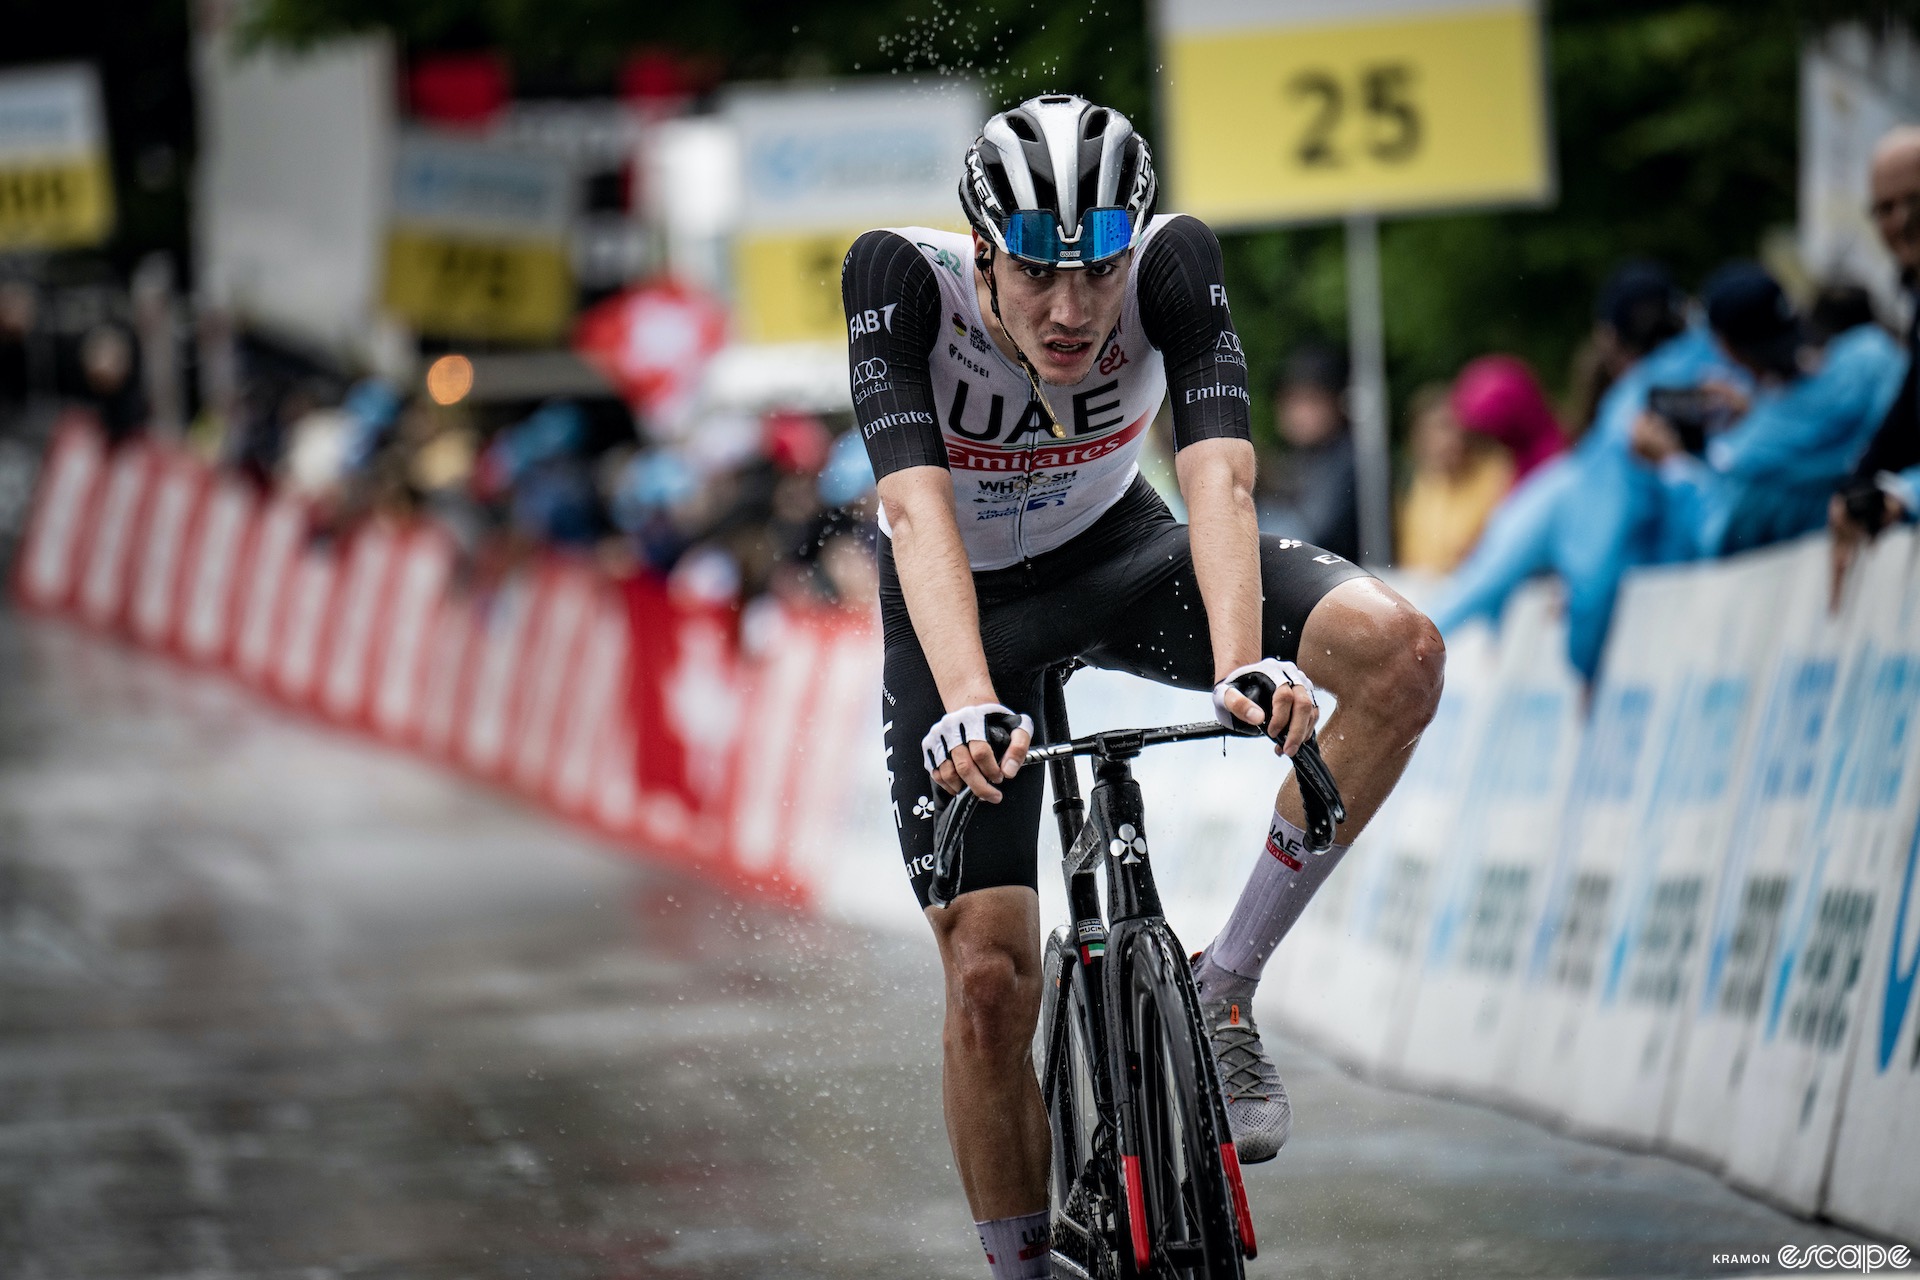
[249,0,1918,439]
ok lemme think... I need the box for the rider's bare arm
[877,466,1031,800]
[841,231,1033,802]
[1138,218,1312,751]
[1176,438,1282,732]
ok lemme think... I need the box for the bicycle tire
[1041,927,1122,1280]
[1108,921,1246,1279]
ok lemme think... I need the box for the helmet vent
[1007,116,1039,142]
[1082,109,1108,140]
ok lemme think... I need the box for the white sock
[976,1210,1050,1278]
[1196,810,1350,1004]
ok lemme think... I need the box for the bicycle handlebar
[925,721,1347,910]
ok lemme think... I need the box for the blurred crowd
[1259,124,1920,684]
[0,284,883,626]
[11,126,1920,685]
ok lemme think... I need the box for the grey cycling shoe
[1193,964,1292,1163]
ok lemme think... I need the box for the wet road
[0,609,1872,1279]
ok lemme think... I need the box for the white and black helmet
[960,94,1157,269]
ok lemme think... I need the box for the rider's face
[976,233,1131,385]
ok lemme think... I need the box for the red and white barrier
[233,495,309,685]
[176,476,257,665]
[369,525,454,742]
[75,442,155,630]
[13,416,105,612]
[126,451,207,648]
[319,519,400,724]
[7,417,826,908]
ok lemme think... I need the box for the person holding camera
[1830,126,1920,603]
[1633,263,1904,561]
[1431,261,1725,683]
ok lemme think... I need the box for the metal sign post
[1344,213,1393,567]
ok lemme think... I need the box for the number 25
[1288,64,1422,168]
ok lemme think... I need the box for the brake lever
[927,788,977,909]
[1292,736,1346,853]
[925,718,1016,909]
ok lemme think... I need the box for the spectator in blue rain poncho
[1431,262,1731,682]
[1633,264,1907,561]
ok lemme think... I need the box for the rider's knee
[1347,598,1445,731]
[945,934,1036,1057]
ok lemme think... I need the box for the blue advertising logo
[1877,813,1920,1072]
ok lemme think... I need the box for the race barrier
[9,415,881,907]
[12,416,1920,1244]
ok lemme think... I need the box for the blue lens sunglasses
[1000,206,1135,268]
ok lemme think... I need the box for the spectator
[76,322,146,443]
[1395,383,1513,574]
[1450,354,1566,482]
[1634,263,1905,559]
[1432,261,1730,682]
[0,281,39,421]
[1257,343,1359,561]
[1831,125,1920,601]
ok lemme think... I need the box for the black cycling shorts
[881,475,1371,908]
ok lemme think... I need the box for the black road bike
[929,664,1345,1279]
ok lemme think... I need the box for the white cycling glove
[1212,658,1316,730]
[922,703,1034,774]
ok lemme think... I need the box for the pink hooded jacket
[1449,355,1566,483]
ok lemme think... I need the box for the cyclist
[842,95,1444,1278]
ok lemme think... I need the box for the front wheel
[1041,927,1120,1279]
[1108,922,1248,1279]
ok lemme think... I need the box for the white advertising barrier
[1560,548,1790,1143]
[1664,540,1845,1165]
[1270,619,1503,1069]
[176,475,257,665]
[1826,542,1920,1243]
[788,623,890,905]
[1391,585,1582,1097]
[1724,529,1920,1214]
[368,526,455,741]
[12,418,104,611]
[726,609,832,882]
[1500,569,1695,1119]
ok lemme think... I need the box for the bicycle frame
[930,662,1341,1275]
[1037,667,1260,1275]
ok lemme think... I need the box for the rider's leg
[1197,575,1443,994]
[924,887,1051,1236]
[1281,574,1445,837]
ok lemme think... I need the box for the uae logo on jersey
[1215,331,1246,367]
[1098,338,1129,376]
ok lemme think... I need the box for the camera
[1644,386,1720,455]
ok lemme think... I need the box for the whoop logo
[854,358,888,385]
[1776,1243,1911,1271]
